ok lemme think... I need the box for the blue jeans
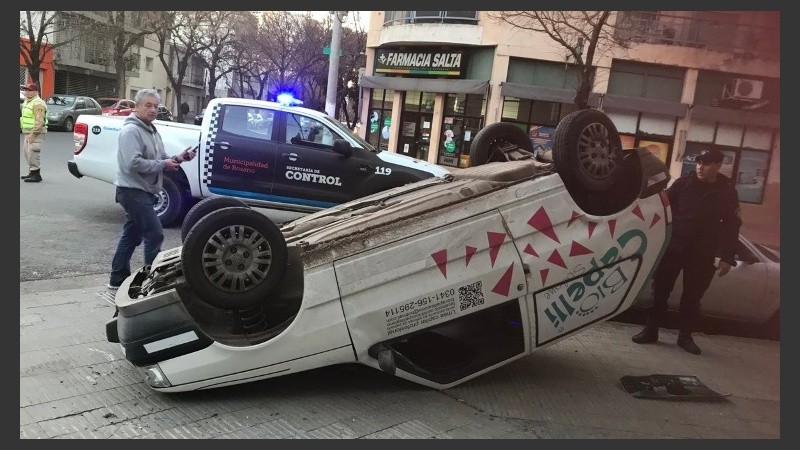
[109,187,164,286]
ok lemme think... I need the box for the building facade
[357,10,780,247]
[19,11,205,118]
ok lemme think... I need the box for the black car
[157,105,174,122]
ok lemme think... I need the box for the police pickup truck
[68,97,450,227]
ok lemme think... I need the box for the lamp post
[325,11,347,118]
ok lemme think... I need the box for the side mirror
[332,139,353,157]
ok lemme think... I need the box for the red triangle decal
[523,243,539,257]
[487,232,506,268]
[540,268,549,285]
[491,263,515,297]
[587,221,598,239]
[431,249,448,279]
[569,241,593,257]
[632,205,644,221]
[650,214,661,229]
[608,219,617,238]
[465,246,477,266]
[568,211,582,227]
[527,207,560,243]
[547,249,567,268]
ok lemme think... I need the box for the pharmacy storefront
[360,47,489,168]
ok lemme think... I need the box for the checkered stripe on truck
[202,104,222,187]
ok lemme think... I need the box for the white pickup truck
[68,97,450,227]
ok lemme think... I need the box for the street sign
[323,46,344,57]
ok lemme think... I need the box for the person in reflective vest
[20,81,48,182]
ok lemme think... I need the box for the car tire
[63,116,74,133]
[552,109,624,192]
[181,196,250,241]
[182,206,288,310]
[155,177,188,228]
[469,122,534,166]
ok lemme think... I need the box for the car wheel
[469,122,534,166]
[181,196,250,241]
[182,206,288,310]
[63,117,74,133]
[553,109,623,192]
[154,177,188,227]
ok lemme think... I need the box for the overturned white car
[106,110,672,392]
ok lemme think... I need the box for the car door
[202,104,278,201]
[271,112,368,207]
[74,97,88,120]
[671,235,769,324]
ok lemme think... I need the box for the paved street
[20,274,779,439]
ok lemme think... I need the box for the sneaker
[106,283,120,291]
[631,326,658,344]
[677,335,701,355]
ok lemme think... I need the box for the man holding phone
[107,89,197,290]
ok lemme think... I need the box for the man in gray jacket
[108,89,196,290]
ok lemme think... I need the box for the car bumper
[105,249,214,367]
[67,160,82,178]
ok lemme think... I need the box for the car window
[76,99,87,109]
[98,99,118,108]
[285,113,335,147]
[220,104,275,140]
[47,96,75,106]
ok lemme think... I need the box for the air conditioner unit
[723,78,764,101]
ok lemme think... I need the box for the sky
[305,11,371,30]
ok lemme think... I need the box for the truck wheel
[182,206,288,310]
[181,197,249,241]
[553,109,624,193]
[469,122,534,166]
[155,177,188,228]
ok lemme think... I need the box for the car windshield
[98,99,119,108]
[754,243,780,263]
[46,96,75,107]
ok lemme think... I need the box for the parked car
[98,98,135,116]
[156,105,174,122]
[105,109,673,392]
[630,233,780,339]
[45,94,103,132]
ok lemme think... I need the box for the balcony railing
[614,12,779,58]
[383,11,478,26]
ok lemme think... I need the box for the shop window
[684,121,777,204]
[607,111,676,164]
[715,123,744,147]
[500,97,574,162]
[742,126,773,150]
[405,91,421,112]
[441,92,486,168]
[606,111,638,134]
[367,89,395,151]
[638,114,676,136]
[687,119,715,142]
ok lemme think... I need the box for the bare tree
[488,11,617,109]
[198,11,255,102]
[19,11,90,86]
[152,11,211,122]
[99,11,159,98]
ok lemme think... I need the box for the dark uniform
[634,154,741,353]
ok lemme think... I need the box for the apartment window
[608,60,685,102]
[145,57,153,72]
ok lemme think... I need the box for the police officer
[632,148,742,354]
[20,81,48,182]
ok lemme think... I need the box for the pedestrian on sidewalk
[632,148,742,354]
[20,81,48,183]
[107,89,196,290]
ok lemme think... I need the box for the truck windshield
[325,118,377,152]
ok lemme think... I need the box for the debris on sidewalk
[620,374,730,402]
